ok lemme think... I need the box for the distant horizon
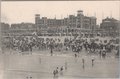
[1,1,120,25]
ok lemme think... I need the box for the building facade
[100,17,120,37]
[1,22,10,36]
[35,10,97,37]
[10,23,35,36]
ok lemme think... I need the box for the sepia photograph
[0,1,120,79]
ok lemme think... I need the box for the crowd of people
[3,36,63,52]
[3,35,119,57]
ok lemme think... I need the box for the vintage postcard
[0,1,119,79]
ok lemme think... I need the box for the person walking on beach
[56,67,59,78]
[60,66,64,76]
[53,70,56,77]
[65,62,67,70]
[53,67,59,78]
[92,57,95,67]
[82,58,85,69]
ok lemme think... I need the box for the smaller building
[100,17,120,37]
[1,22,10,36]
[10,23,35,36]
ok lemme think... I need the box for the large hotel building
[35,10,97,37]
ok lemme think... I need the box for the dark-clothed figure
[82,58,85,69]
[60,66,64,76]
[92,58,95,67]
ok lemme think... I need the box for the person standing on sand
[92,56,95,67]
[60,66,64,76]
[82,58,85,69]
[65,62,67,70]
[53,70,56,78]
[53,67,59,78]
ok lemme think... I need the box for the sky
[1,1,120,25]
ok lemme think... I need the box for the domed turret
[77,10,83,15]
